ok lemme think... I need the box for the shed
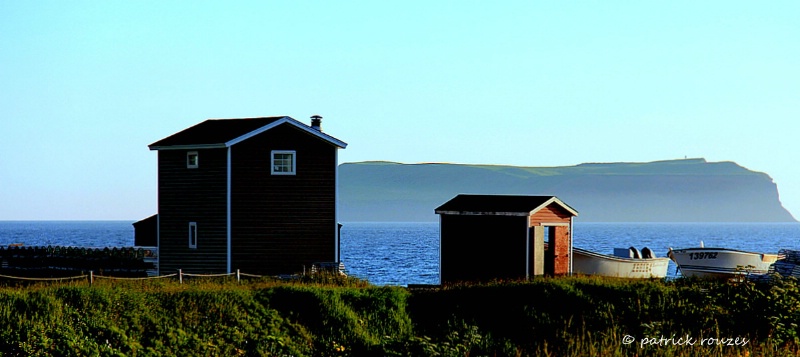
[435,194,578,283]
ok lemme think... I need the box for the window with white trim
[187,151,199,168]
[188,222,197,249]
[271,150,296,175]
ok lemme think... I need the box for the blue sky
[1,1,799,220]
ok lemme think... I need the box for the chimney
[310,115,322,131]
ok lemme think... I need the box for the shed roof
[148,116,347,150]
[435,194,578,217]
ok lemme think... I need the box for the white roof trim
[225,116,348,148]
[434,210,531,216]
[149,143,227,151]
[529,197,579,217]
[149,116,348,151]
[435,196,579,217]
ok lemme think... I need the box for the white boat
[572,246,670,278]
[667,246,781,279]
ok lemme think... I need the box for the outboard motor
[629,246,642,259]
[641,247,654,259]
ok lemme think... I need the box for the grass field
[0,274,797,356]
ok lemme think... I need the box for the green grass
[0,274,797,356]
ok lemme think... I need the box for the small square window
[187,151,199,169]
[271,150,296,175]
[188,222,197,249]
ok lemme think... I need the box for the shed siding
[440,214,527,283]
[230,124,337,275]
[552,226,571,275]
[530,204,572,225]
[158,149,228,274]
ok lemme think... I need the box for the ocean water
[1,221,798,286]
[342,222,800,285]
[0,221,134,247]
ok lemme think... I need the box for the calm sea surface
[0,221,798,286]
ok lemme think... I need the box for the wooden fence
[0,245,158,278]
[0,268,292,285]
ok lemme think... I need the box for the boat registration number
[632,263,651,273]
[688,252,718,260]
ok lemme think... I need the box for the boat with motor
[667,243,781,279]
[572,246,670,278]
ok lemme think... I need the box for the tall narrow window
[188,222,197,248]
[271,150,296,175]
[187,151,199,168]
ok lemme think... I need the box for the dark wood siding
[230,124,337,275]
[158,148,228,274]
[440,214,527,283]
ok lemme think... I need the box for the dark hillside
[338,158,795,222]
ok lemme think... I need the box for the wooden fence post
[236,269,240,283]
[179,269,183,284]
[89,271,94,286]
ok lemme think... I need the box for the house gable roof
[148,116,347,150]
[435,194,578,217]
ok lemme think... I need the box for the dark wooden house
[435,194,578,283]
[146,115,347,275]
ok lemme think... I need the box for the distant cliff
[338,158,796,222]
